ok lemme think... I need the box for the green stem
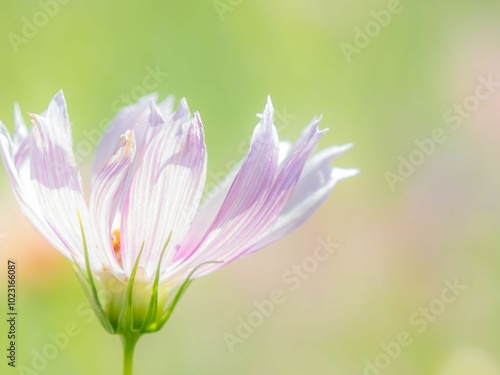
[122,334,140,375]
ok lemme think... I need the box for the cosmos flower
[0,91,357,372]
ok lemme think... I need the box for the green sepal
[75,211,114,334]
[118,242,145,334]
[142,232,172,332]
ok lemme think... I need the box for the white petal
[121,104,207,277]
[29,92,100,268]
[89,130,136,275]
[0,121,72,257]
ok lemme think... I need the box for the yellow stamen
[111,229,122,266]
[120,130,133,154]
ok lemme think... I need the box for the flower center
[111,229,122,266]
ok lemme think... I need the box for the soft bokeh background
[1,0,500,374]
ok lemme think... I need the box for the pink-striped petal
[0,121,71,259]
[184,139,292,248]
[167,98,289,279]
[29,91,100,268]
[248,144,358,252]
[121,103,207,277]
[92,94,156,181]
[89,130,136,275]
[184,116,325,277]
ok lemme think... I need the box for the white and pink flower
[0,91,357,334]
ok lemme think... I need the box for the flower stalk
[122,333,140,375]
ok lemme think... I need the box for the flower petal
[171,110,357,281]
[12,103,30,169]
[181,139,292,250]
[13,103,28,148]
[121,103,207,277]
[92,94,157,181]
[166,97,283,279]
[185,116,325,277]
[0,121,71,258]
[247,144,358,252]
[29,91,99,267]
[89,130,136,275]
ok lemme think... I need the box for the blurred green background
[1,0,500,374]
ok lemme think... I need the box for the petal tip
[173,98,190,121]
[332,167,360,180]
[193,112,204,127]
[261,96,275,128]
[148,101,166,126]
[47,90,69,122]
[333,142,354,156]
[52,90,66,106]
